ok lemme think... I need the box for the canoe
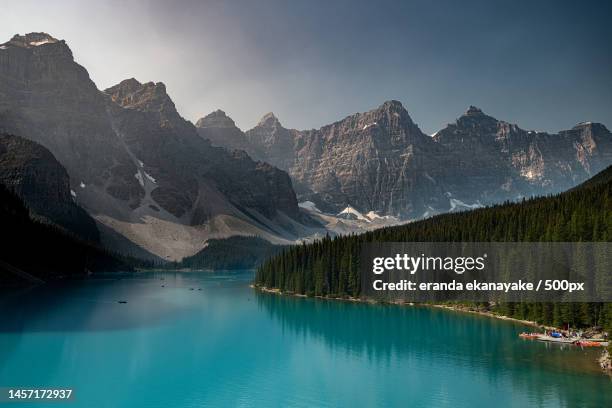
[519,333,540,339]
[536,335,576,343]
[575,341,609,347]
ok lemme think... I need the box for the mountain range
[0,33,315,261]
[197,103,612,219]
[1,32,611,263]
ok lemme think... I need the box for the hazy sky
[2,0,611,134]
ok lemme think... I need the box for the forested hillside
[0,184,134,286]
[256,166,612,330]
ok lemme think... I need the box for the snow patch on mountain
[144,171,156,183]
[135,172,144,187]
[338,205,370,222]
[362,122,377,130]
[449,198,483,211]
[29,39,53,46]
[365,211,381,220]
[298,201,321,213]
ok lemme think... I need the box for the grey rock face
[104,79,200,218]
[245,112,295,170]
[105,78,300,221]
[0,133,99,241]
[433,107,612,204]
[287,101,451,215]
[195,110,264,159]
[195,109,237,129]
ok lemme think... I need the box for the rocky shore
[599,350,612,372]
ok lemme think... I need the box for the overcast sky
[2,0,611,134]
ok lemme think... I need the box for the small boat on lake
[575,340,609,347]
[536,335,577,344]
[519,332,540,339]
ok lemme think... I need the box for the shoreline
[253,284,611,373]
[253,285,551,328]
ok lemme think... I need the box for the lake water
[0,271,610,407]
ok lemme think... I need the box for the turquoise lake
[0,270,610,407]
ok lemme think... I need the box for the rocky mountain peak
[244,112,293,170]
[3,32,60,49]
[380,99,405,111]
[371,100,414,123]
[113,77,143,93]
[105,79,175,114]
[572,121,609,133]
[257,112,282,128]
[453,106,499,131]
[195,109,264,161]
[195,110,237,129]
[1,32,72,61]
[346,100,418,133]
[465,105,485,116]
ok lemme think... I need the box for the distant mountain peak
[113,77,143,93]
[572,121,609,133]
[105,79,174,113]
[465,105,485,116]
[3,32,60,48]
[355,100,417,129]
[453,105,498,128]
[374,100,414,119]
[257,112,282,128]
[107,78,166,94]
[195,110,237,129]
[381,100,405,109]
